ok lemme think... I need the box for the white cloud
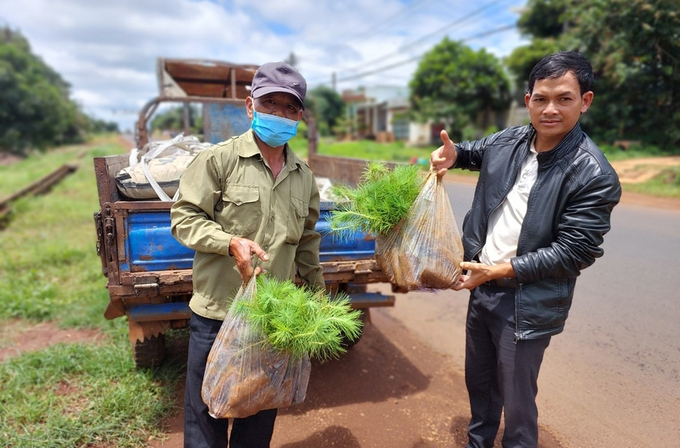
[0,0,528,132]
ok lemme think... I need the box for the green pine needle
[233,276,363,361]
[329,162,422,237]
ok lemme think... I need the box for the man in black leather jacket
[431,51,621,448]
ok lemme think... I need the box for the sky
[0,0,528,134]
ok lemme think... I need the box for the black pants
[464,285,551,448]
[184,312,277,448]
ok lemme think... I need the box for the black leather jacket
[454,123,621,340]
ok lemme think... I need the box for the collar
[529,123,584,167]
[236,129,304,170]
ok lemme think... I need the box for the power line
[399,0,506,52]
[337,55,423,83]
[334,23,516,84]
[345,0,437,42]
[339,0,508,74]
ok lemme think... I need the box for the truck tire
[133,333,165,369]
[341,308,369,350]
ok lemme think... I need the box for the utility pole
[332,72,337,92]
[183,103,190,136]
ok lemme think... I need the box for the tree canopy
[0,27,118,155]
[565,0,680,148]
[150,105,202,136]
[517,0,568,39]
[506,0,680,150]
[505,38,559,96]
[409,38,511,141]
[306,85,345,137]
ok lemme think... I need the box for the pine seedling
[330,162,422,238]
[234,276,363,361]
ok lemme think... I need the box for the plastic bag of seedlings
[201,276,311,419]
[375,171,464,291]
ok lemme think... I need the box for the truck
[93,59,398,368]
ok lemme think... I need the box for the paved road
[372,181,680,448]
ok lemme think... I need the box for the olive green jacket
[171,130,324,321]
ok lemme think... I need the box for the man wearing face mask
[171,62,325,448]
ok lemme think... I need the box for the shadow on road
[280,315,431,415]
[279,426,361,448]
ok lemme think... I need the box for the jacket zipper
[513,153,546,343]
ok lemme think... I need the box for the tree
[506,0,565,96]
[0,27,91,154]
[507,0,680,150]
[409,38,511,140]
[90,118,120,133]
[517,0,569,39]
[150,105,203,136]
[564,0,680,149]
[505,39,559,96]
[306,85,345,137]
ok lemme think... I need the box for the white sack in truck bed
[116,134,212,201]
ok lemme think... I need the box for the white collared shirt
[479,139,538,266]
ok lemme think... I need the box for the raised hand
[430,130,457,178]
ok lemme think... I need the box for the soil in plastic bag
[201,276,311,419]
[375,172,464,291]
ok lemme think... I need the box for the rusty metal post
[183,103,190,136]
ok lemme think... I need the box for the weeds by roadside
[622,165,680,198]
[0,338,176,447]
[0,138,117,326]
[0,136,185,447]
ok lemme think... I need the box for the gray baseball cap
[251,62,306,107]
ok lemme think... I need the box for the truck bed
[94,153,392,325]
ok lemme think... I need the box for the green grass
[622,165,680,198]
[0,135,186,447]
[0,339,180,447]
[599,144,680,198]
[316,139,435,164]
[288,125,436,166]
[0,145,90,199]
[0,136,120,326]
[600,143,680,161]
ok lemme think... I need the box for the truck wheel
[133,333,165,369]
[341,308,369,350]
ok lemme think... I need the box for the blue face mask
[251,110,299,147]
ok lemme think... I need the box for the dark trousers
[464,285,551,448]
[184,312,278,448]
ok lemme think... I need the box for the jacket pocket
[220,185,261,237]
[286,196,309,244]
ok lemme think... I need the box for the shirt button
[270,216,275,222]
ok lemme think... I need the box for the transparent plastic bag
[201,276,311,419]
[375,172,464,291]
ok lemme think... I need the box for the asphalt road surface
[369,181,680,448]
